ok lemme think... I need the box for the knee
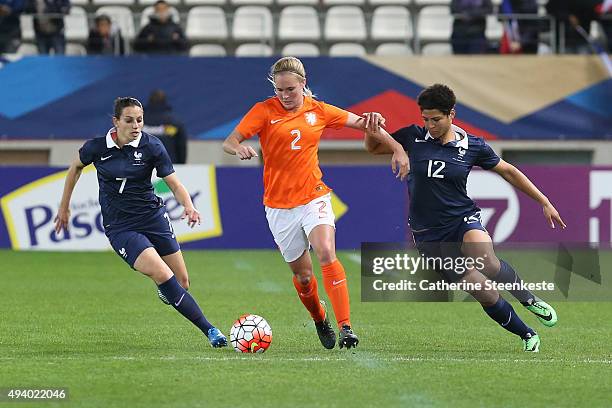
[178,277,190,290]
[479,255,501,276]
[315,244,336,265]
[294,270,314,285]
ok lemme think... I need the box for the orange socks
[321,259,351,328]
[292,275,325,322]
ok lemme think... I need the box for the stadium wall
[1,165,610,251]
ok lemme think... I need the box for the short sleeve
[322,103,349,129]
[78,139,96,166]
[475,140,501,170]
[154,141,175,178]
[391,125,420,152]
[236,102,268,139]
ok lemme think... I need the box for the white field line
[1,356,610,364]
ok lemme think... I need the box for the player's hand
[362,112,386,132]
[182,207,201,228]
[543,203,566,229]
[53,207,71,234]
[235,145,258,160]
[391,148,410,181]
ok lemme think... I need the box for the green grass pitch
[1,250,611,407]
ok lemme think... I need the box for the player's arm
[222,129,258,160]
[491,159,566,229]
[345,112,410,180]
[164,172,200,228]
[54,156,86,234]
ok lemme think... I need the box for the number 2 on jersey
[290,129,301,150]
[427,160,445,179]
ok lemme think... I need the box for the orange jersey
[236,96,349,208]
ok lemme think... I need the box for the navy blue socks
[157,275,214,335]
[483,297,535,339]
[493,259,535,304]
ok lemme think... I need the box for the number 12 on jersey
[427,160,445,179]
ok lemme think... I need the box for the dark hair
[94,14,111,25]
[417,84,456,115]
[154,0,168,7]
[148,89,167,106]
[113,97,143,118]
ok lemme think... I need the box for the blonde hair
[268,56,313,97]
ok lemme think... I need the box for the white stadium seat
[417,5,452,42]
[184,0,226,5]
[375,42,413,55]
[66,43,88,55]
[96,6,136,39]
[230,0,273,5]
[65,7,90,42]
[278,6,321,41]
[420,42,452,55]
[232,6,274,41]
[282,42,320,56]
[485,14,503,40]
[186,6,229,41]
[235,43,274,56]
[328,42,366,56]
[414,0,450,5]
[371,6,412,41]
[17,43,38,55]
[323,0,366,6]
[277,0,318,5]
[189,44,228,56]
[324,6,367,41]
[92,0,135,6]
[139,0,180,5]
[369,0,411,5]
[19,15,35,41]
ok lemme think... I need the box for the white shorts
[265,193,335,263]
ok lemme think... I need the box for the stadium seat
[232,6,274,41]
[230,0,273,5]
[414,0,449,5]
[371,6,412,41]
[277,0,318,5]
[324,6,367,41]
[19,15,34,41]
[184,0,226,5]
[281,42,320,56]
[140,5,180,28]
[139,0,180,4]
[189,44,228,56]
[96,6,136,39]
[66,43,88,55]
[71,0,90,6]
[328,42,366,56]
[369,0,411,5]
[537,42,552,54]
[65,7,91,42]
[16,43,38,55]
[417,5,452,42]
[485,14,503,41]
[235,43,274,56]
[323,0,366,6]
[92,0,135,5]
[186,7,228,40]
[420,42,452,55]
[375,42,413,55]
[278,6,321,41]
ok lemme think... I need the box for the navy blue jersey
[391,124,500,230]
[79,129,175,231]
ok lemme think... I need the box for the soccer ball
[230,314,273,353]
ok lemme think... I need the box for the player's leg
[265,205,334,349]
[460,267,540,352]
[305,194,358,349]
[287,250,336,349]
[162,250,190,290]
[462,229,557,327]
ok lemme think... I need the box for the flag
[499,0,521,54]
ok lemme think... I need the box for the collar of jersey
[105,127,143,149]
[271,95,314,117]
[424,124,468,149]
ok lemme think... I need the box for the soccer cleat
[522,299,558,327]
[314,301,336,350]
[523,332,540,352]
[207,327,228,348]
[157,288,170,305]
[338,325,359,349]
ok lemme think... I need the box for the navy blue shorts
[411,210,487,282]
[106,210,180,269]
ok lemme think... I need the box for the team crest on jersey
[458,148,466,157]
[134,151,143,160]
[305,112,317,126]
